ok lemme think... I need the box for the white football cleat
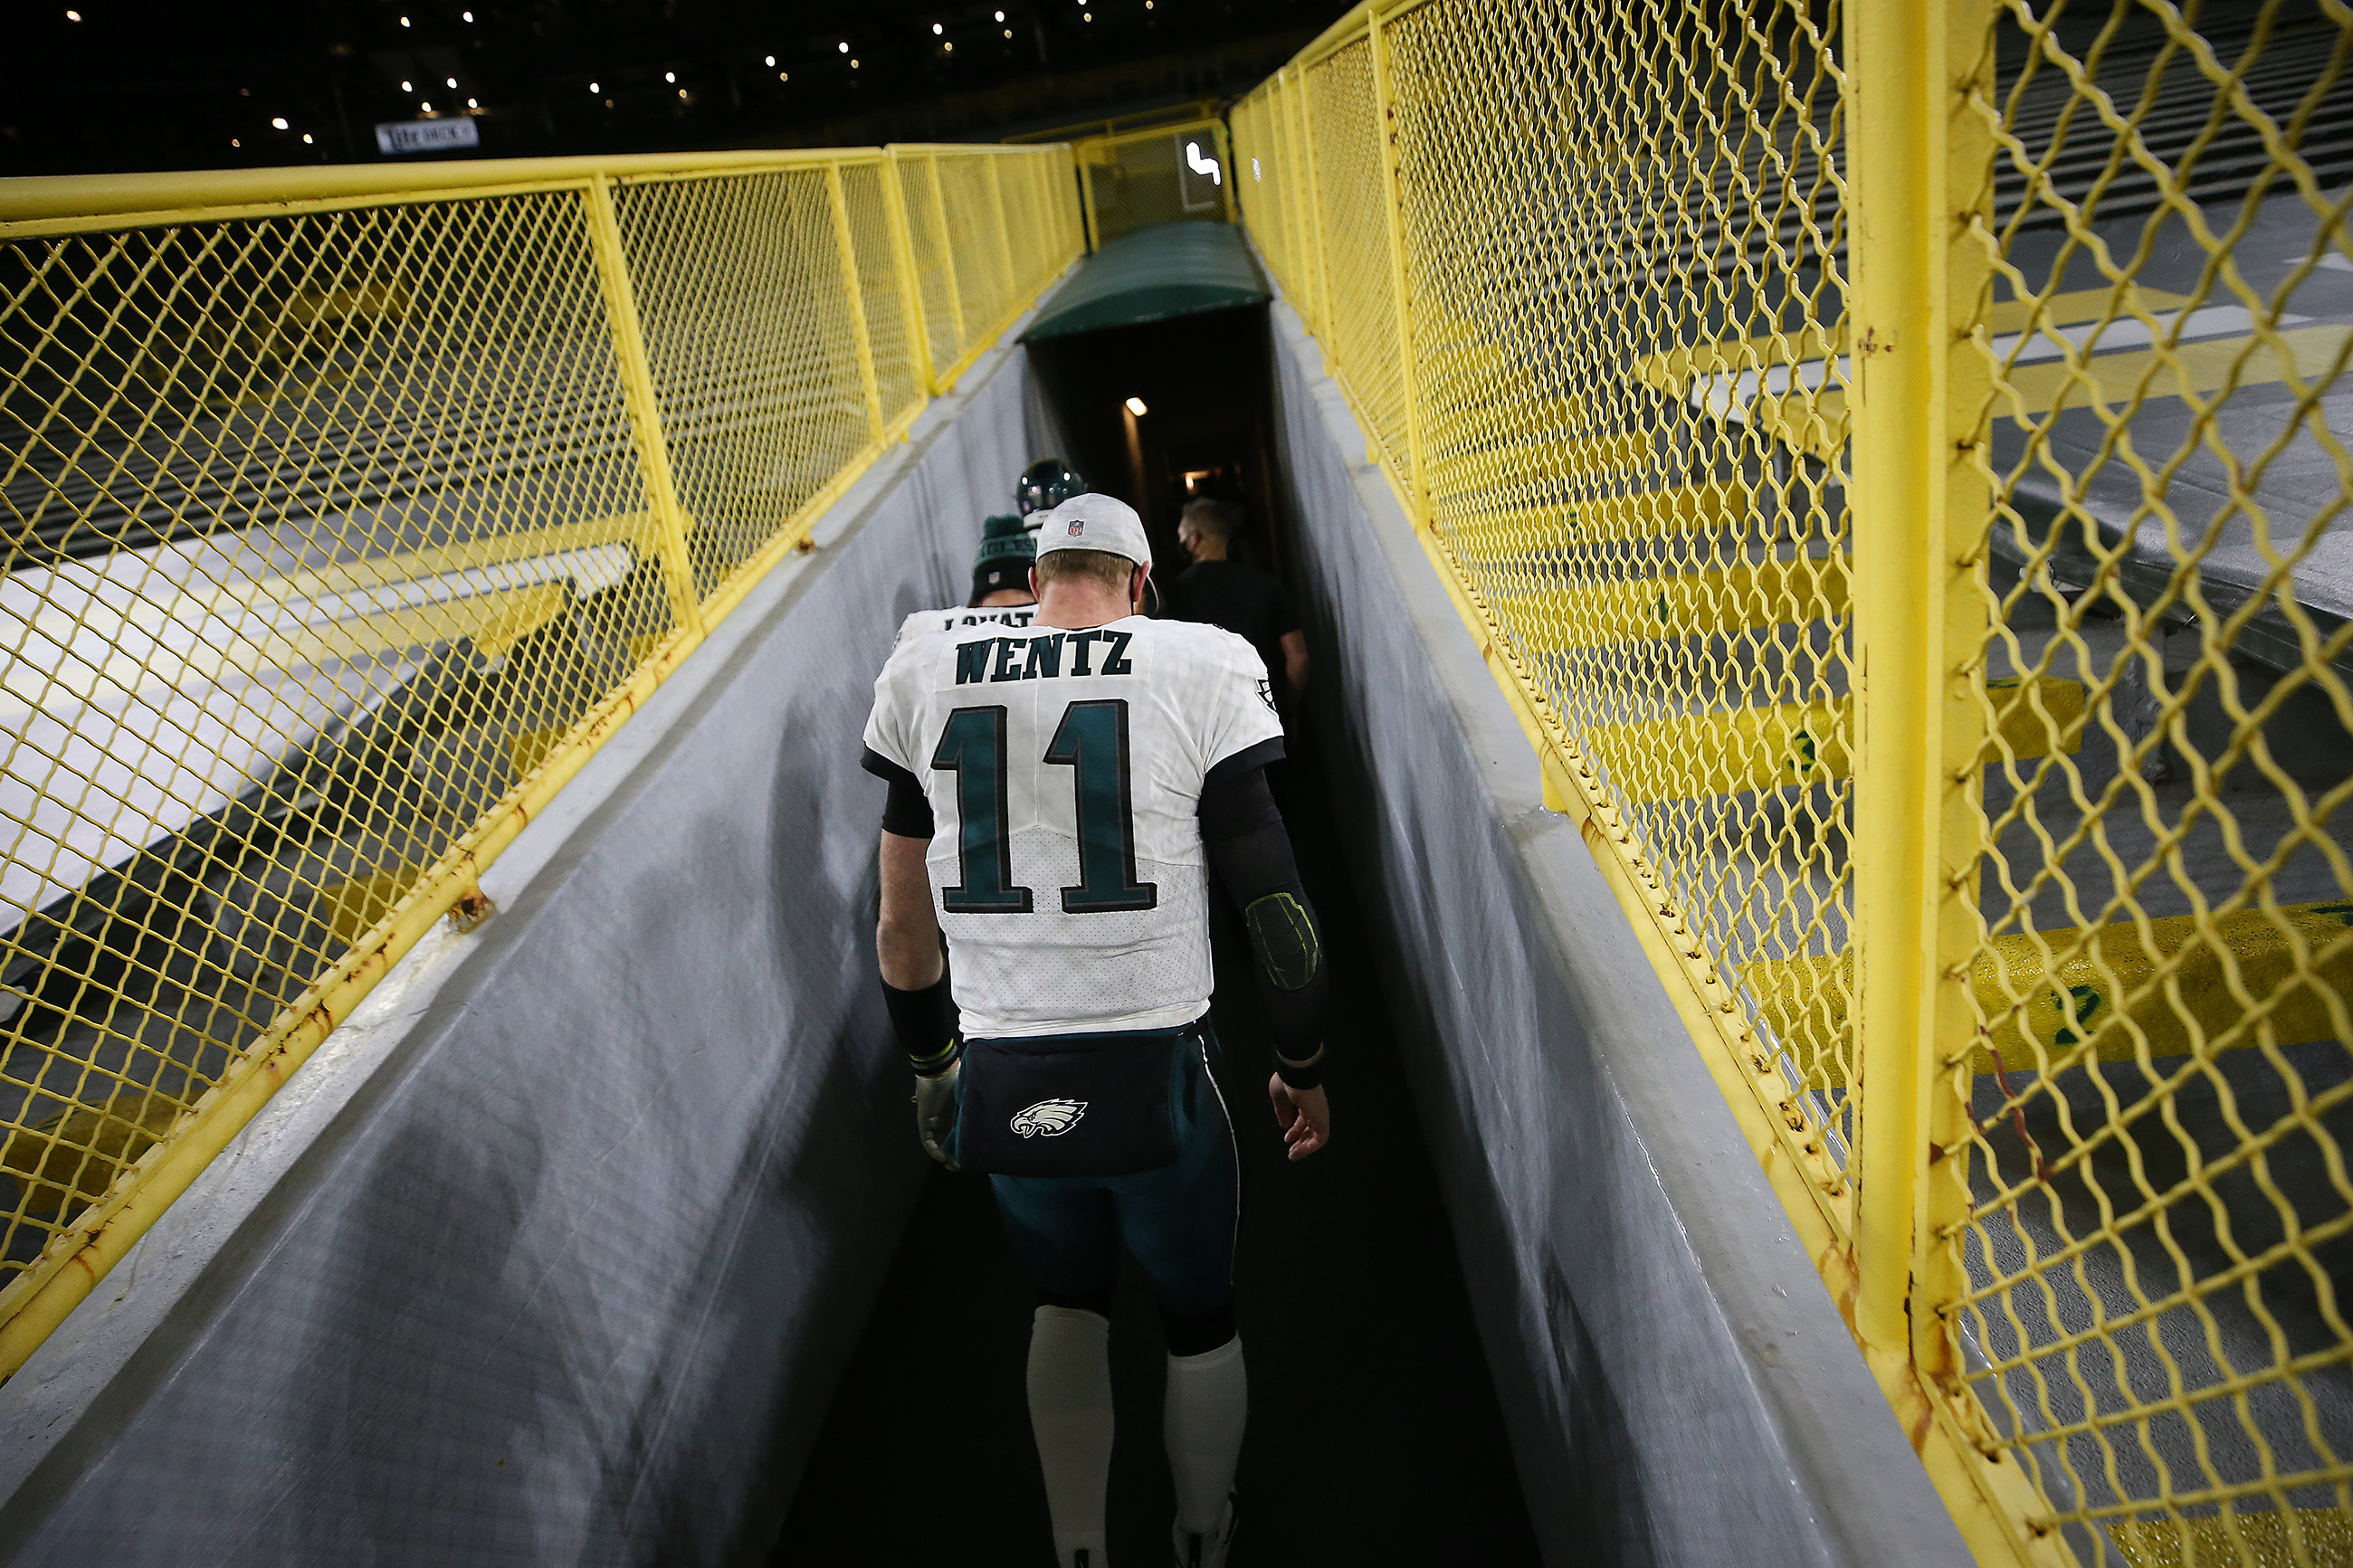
[1170,1495,1237,1568]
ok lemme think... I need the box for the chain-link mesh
[0,142,1079,1373]
[1239,0,2353,1563]
[1076,120,1235,249]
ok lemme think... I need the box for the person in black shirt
[1164,499,1309,705]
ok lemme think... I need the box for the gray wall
[1265,299,1975,1568]
[0,321,1049,1567]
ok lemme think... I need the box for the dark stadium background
[0,0,1353,176]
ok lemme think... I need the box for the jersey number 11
[931,700,1159,916]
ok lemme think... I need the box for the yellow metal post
[984,153,1019,311]
[583,174,705,633]
[1849,0,2057,1561]
[880,150,940,394]
[923,155,969,356]
[825,163,888,444]
[1297,65,1338,347]
[1215,121,1239,224]
[1366,9,1425,515]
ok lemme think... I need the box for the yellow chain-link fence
[0,141,1080,1378]
[1235,0,2353,1563]
[1076,119,1236,249]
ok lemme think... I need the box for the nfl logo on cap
[1067,519,1083,536]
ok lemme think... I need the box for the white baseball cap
[1033,492,1153,570]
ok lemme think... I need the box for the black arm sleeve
[862,746,935,839]
[1198,762,1329,1087]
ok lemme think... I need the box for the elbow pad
[1244,891,1321,993]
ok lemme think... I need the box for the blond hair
[1034,547,1135,592]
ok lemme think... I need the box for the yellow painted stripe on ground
[1997,321,2353,417]
[2110,1508,2353,1567]
[1496,553,1849,651]
[1747,899,2353,1081]
[1583,676,2080,804]
[1424,429,1658,487]
[1750,321,2353,459]
[255,511,649,606]
[1444,480,1752,556]
[1634,289,2193,391]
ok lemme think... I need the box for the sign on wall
[375,118,481,156]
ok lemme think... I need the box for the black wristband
[882,972,957,1070]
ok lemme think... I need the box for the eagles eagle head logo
[1011,1098,1088,1138]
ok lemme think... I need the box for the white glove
[914,1058,961,1171]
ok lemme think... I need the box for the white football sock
[1163,1335,1246,1536]
[1027,1306,1114,1566]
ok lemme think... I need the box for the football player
[897,514,1041,645]
[863,493,1331,1568]
[1016,457,1089,518]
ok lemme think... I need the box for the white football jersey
[864,614,1283,1039]
[895,603,1038,646]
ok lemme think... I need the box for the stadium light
[777,71,788,81]
[932,21,942,33]
[466,96,477,107]
[400,79,412,90]
[765,54,775,65]
[664,71,675,81]
[1124,397,1148,416]
[398,14,410,24]
[420,100,432,111]
[462,8,472,18]
[995,7,1004,15]
[837,41,848,52]
[63,8,81,18]
[444,75,456,86]
[271,116,288,128]
[301,133,313,143]
[944,40,952,50]
[588,81,599,91]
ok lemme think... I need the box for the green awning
[1020,220,1271,341]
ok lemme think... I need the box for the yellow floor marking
[2110,1507,2353,1567]
[1577,677,2080,804]
[1748,899,2353,1081]
[1493,553,1849,651]
[1443,480,1752,555]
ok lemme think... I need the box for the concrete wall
[1265,299,1976,1568]
[0,314,1053,1566]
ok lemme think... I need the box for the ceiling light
[943,39,952,49]
[1003,27,1011,35]
[466,96,477,107]
[400,79,412,90]
[588,81,599,91]
[271,116,288,128]
[301,132,314,143]
[444,75,457,86]
[765,54,775,65]
[678,87,688,98]
[851,58,859,67]
[664,70,675,81]
[1124,396,1147,416]
[420,100,433,111]
[777,71,788,81]
[931,21,942,33]
[837,41,848,52]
